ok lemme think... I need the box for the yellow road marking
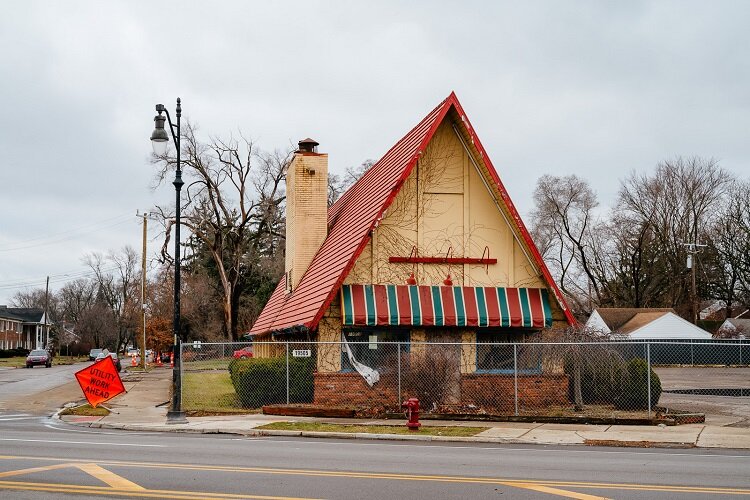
[0,463,70,478]
[0,480,317,499]
[1,454,749,496]
[75,463,145,490]
[505,481,611,499]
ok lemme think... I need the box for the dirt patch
[584,439,696,449]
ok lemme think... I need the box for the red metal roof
[250,92,575,335]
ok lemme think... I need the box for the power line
[0,267,120,291]
[0,213,137,252]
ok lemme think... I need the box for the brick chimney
[285,138,328,293]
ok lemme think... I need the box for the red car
[26,349,52,368]
[232,346,253,359]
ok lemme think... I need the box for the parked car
[232,346,254,359]
[95,350,122,372]
[26,349,52,368]
[88,348,104,361]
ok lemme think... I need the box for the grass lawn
[0,355,85,368]
[0,357,27,368]
[53,355,86,366]
[182,358,232,371]
[257,422,489,437]
[182,370,251,415]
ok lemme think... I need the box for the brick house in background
[250,93,575,410]
[0,306,51,350]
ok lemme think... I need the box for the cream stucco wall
[348,119,550,295]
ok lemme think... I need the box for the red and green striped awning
[340,284,552,328]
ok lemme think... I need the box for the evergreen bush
[615,358,662,410]
[228,356,315,408]
[564,350,628,405]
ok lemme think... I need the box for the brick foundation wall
[315,371,569,413]
[461,374,569,412]
[314,372,398,408]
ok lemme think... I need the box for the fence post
[397,342,402,405]
[690,340,694,366]
[513,343,519,416]
[646,342,652,419]
[179,341,184,409]
[285,342,290,405]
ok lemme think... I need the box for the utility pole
[137,211,156,369]
[684,241,708,325]
[43,275,49,350]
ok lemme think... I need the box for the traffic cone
[170,352,174,368]
[131,355,137,367]
[156,353,162,366]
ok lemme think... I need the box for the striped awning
[341,284,552,328]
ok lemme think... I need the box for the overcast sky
[1,1,748,305]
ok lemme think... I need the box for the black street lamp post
[150,98,187,424]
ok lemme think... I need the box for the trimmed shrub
[228,356,314,408]
[615,358,662,410]
[0,348,30,358]
[564,350,628,405]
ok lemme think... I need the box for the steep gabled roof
[0,306,46,323]
[592,308,674,332]
[618,311,672,334]
[251,92,575,335]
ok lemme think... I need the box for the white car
[95,350,122,372]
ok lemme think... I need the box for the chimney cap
[298,138,319,153]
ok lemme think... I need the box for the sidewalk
[58,368,750,450]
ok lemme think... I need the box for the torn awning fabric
[341,284,552,328]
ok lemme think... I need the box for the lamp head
[150,110,169,155]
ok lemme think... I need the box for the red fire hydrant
[402,397,421,431]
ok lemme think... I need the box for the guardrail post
[397,342,402,405]
[646,343,652,419]
[513,343,519,416]
[285,342,290,405]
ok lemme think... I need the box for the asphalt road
[0,363,86,412]
[1,414,750,499]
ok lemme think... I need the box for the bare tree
[84,246,140,352]
[10,288,58,316]
[153,123,291,340]
[78,301,117,349]
[531,175,603,314]
[617,157,732,315]
[704,180,750,314]
[58,279,97,323]
[328,159,374,206]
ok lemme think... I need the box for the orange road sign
[74,355,125,408]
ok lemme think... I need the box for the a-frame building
[251,92,574,410]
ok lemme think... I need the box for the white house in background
[586,308,712,339]
[718,318,750,338]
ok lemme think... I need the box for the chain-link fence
[179,340,749,420]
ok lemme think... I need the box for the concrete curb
[73,419,705,448]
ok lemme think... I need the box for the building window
[341,330,409,371]
[476,330,542,374]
